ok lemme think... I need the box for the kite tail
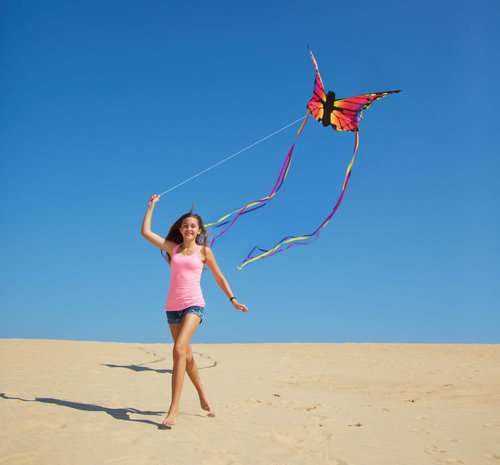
[206,111,310,246]
[237,131,359,269]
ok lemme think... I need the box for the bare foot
[162,408,178,426]
[198,389,212,413]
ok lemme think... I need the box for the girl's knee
[173,341,188,359]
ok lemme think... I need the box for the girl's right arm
[141,195,176,254]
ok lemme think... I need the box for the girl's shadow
[102,364,172,374]
[0,393,170,429]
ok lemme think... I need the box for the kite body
[320,91,337,127]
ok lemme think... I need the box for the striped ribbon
[237,131,359,269]
[206,111,310,246]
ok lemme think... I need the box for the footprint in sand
[425,445,446,454]
[321,457,348,465]
[247,398,272,406]
[482,454,500,462]
[0,452,38,464]
[259,431,301,446]
[412,428,430,434]
[200,448,238,465]
[483,423,500,429]
[436,460,464,465]
[24,418,67,431]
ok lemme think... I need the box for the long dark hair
[161,211,209,264]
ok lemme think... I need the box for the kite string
[206,111,310,245]
[158,116,307,197]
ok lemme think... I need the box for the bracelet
[229,296,236,302]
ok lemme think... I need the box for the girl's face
[179,216,201,241]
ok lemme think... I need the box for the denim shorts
[166,306,204,325]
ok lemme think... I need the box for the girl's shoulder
[164,240,180,254]
[199,245,214,262]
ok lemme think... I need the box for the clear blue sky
[1,0,498,344]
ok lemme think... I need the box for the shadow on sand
[102,352,217,375]
[0,393,170,429]
[102,364,173,374]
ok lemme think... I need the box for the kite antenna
[158,116,307,196]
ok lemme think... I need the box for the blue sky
[1,0,498,344]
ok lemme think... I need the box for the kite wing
[306,48,326,121]
[329,91,401,132]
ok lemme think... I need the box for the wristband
[229,296,236,302]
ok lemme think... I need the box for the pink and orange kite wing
[306,48,326,121]
[331,91,401,132]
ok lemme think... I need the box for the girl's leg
[169,323,211,413]
[163,313,202,426]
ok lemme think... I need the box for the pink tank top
[165,244,205,311]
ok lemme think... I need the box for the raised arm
[204,247,248,312]
[141,195,175,254]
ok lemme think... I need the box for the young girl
[141,194,248,427]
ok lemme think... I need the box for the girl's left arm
[204,247,248,313]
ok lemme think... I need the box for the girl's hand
[148,194,160,207]
[231,299,248,313]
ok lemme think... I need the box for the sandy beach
[0,339,499,465]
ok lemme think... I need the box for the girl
[141,194,248,427]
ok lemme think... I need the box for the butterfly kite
[206,47,400,269]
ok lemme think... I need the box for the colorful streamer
[206,111,310,246]
[237,131,359,269]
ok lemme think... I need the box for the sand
[0,339,499,465]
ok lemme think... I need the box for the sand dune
[0,339,499,465]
